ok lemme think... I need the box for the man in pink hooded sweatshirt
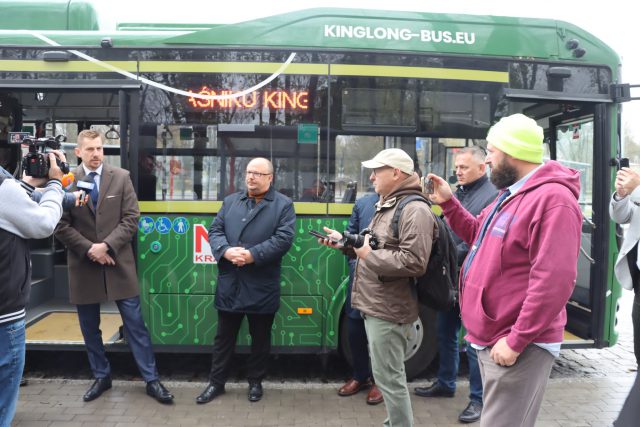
[427,113,582,427]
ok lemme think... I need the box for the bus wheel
[404,304,438,380]
[339,304,438,380]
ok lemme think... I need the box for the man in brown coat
[319,148,434,427]
[55,130,173,404]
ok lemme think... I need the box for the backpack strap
[390,194,431,239]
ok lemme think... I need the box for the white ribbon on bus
[27,31,297,101]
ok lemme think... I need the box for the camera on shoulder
[13,134,70,178]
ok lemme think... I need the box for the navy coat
[208,186,295,314]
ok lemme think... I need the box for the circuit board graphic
[138,215,349,350]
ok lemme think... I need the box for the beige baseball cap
[361,148,414,175]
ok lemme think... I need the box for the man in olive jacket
[196,157,295,404]
[55,130,173,404]
[320,148,434,427]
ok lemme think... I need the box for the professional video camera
[19,135,70,178]
[341,228,379,250]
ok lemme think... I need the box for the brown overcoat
[351,174,434,324]
[55,164,140,304]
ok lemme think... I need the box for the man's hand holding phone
[615,163,640,198]
[311,227,343,248]
[421,177,434,194]
[619,158,630,169]
[424,173,453,204]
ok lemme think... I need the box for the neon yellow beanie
[486,114,544,164]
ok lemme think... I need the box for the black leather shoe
[459,400,482,423]
[83,377,112,402]
[248,382,263,402]
[146,380,174,404]
[196,382,225,404]
[414,382,454,398]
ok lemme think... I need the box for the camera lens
[341,231,365,249]
[341,230,378,249]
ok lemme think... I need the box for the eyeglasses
[372,166,392,176]
[246,171,272,178]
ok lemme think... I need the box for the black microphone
[76,176,95,207]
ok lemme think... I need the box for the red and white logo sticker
[193,224,216,264]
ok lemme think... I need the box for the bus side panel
[138,214,348,349]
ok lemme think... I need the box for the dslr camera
[21,135,70,178]
[341,228,379,250]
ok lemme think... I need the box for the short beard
[490,158,518,189]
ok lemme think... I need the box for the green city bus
[0,0,630,378]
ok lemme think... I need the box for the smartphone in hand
[308,229,340,244]
[619,158,630,169]
[421,177,434,194]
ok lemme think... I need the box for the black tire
[339,304,438,381]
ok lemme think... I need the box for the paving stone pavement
[11,375,636,427]
[13,292,638,426]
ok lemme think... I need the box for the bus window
[555,118,594,308]
[334,135,385,200]
[143,124,219,201]
[90,124,121,169]
[34,123,122,170]
[419,91,491,132]
[219,129,300,199]
[342,88,417,132]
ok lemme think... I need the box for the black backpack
[390,194,458,311]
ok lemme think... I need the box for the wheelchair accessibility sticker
[155,217,172,234]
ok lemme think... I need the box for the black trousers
[614,372,640,426]
[627,243,640,366]
[209,310,275,386]
[633,293,640,367]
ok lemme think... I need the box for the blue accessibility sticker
[172,217,190,234]
[138,217,155,234]
[155,217,172,234]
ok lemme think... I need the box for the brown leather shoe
[366,384,384,405]
[338,378,372,396]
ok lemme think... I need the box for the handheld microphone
[76,176,95,207]
[61,172,75,190]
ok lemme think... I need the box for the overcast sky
[95,0,640,140]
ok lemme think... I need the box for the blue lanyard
[461,190,511,280]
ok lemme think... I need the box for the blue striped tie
[88,171,99,209]
[461,189,511,280]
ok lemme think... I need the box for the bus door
[0,80,140,349]
[505,91,615,348]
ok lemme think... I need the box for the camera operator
[0,151,65,427]
[318,148,434,427]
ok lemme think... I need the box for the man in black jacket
[0,154,64,427]
[196,157,296,404]
[415,146,497,423]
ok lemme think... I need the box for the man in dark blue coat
[415,146,497,423]
[196,157,296,404]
